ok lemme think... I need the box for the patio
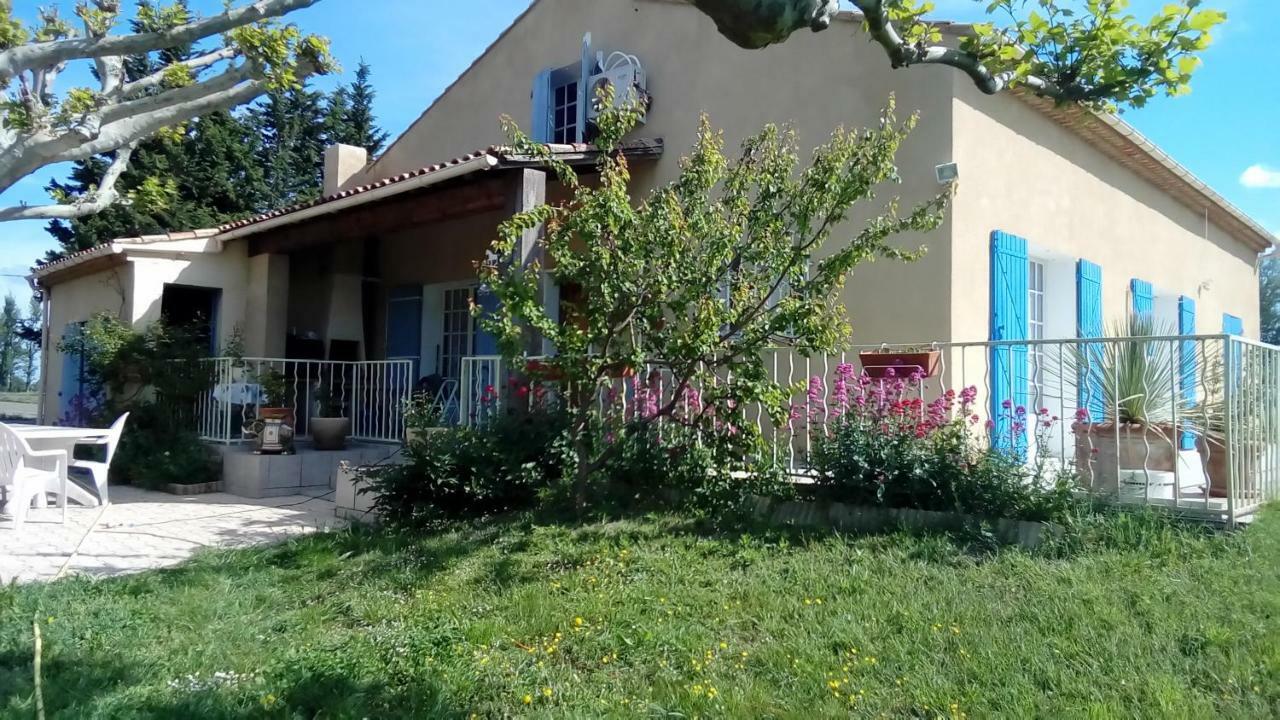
[0,486,343,584]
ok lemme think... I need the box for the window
[439,287,474,382]
[552,79,579,144]
[160,284,222,354]
[1028,259,1046,407]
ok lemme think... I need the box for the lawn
[2,509,1279,719]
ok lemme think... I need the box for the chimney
[323,144,368,195]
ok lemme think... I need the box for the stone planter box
[750,495,1058,549]
[335,461,382,522]
[165,481,225,496]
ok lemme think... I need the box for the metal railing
[194,357,415,444]
[458,335,1280,523]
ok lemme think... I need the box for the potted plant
[310,382,351,451]
[858,346,941,379]
[1190,354,1269,499]
[1061,314,1184,497]
[404,392,446,446]
[255,368,295,426]
[244,367,296,454]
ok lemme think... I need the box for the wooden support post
[509,169,548,356]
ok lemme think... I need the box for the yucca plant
[1055,313,1184,428]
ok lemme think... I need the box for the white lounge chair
[70,412,129,505]
[0,423,69,529]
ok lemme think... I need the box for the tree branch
[0,143,133,221]
[852,0,1062,99]
[0,58,276,190]
[116,47,239,100]
[0,0,320,81]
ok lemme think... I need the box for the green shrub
[109,402,221,489]
[360,405,572,526]
[57,313,222,488]
[601,422,789,518]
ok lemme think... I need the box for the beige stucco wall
[127,242,251,350]
[949,81,1261,342]
[40,265,132,422]
[38,242,252,422]
[358,0,958,346]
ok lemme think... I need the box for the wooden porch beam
[246,176,510,257]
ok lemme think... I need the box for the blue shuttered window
[1076,259,1104,422]
[531,69,553,143]
[577,34,594,143]
[1178,297,1197,450]
[990,231,1029,455]
[1223,314,1244,336]
[1131,278,1154,316]
[473,287,502,356]
[387,286,424,382]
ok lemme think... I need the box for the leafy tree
[480,95,947,506]
[0,0,334,222]
[0,293,18,389]
[19,295,38,390]
[326,60,388,156]
[689,0,1225,110]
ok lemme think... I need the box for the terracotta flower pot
[1073,422,1178,493]
[858,350,941,379]
[1196,435,1263,499]
[258,407,295,427]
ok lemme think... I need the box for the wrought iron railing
[458,335,1280,524]
[194,357,415,444]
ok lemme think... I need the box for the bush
[360,405,572,526]
[57,314,223,489]
[109,402,221,489]
[810,366,1073,522]
[601,422,789,518]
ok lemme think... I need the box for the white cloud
[1241,164,1280,189]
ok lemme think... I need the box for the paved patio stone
[1,486,344,584]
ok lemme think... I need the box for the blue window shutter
[473,285,502,356]
[1223,313,1244,336]
[1178,296,1197,450]
[1076,259,1104,422]
[990,231,1028,455]
[531,68,553,143]
[386,286,424,381]
[577,34,594,143]
[1131,278,1154,316]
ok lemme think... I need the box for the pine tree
[327,60,389,156]
[252,86,330,209]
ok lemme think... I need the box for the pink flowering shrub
[809,369,1073,521]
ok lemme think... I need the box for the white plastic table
[14,425,112,507]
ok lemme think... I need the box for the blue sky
[1,0,1277,301]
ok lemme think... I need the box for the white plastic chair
[70,412,129,505]
[0,423,69,529]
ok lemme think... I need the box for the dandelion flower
[522,694,533,705]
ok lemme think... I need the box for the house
[32,1,1272,463]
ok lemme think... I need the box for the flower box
[857,350,941,379]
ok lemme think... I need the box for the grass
[2,509,1279,718]
[0,392,37,405]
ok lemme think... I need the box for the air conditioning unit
[586,52,648,125]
